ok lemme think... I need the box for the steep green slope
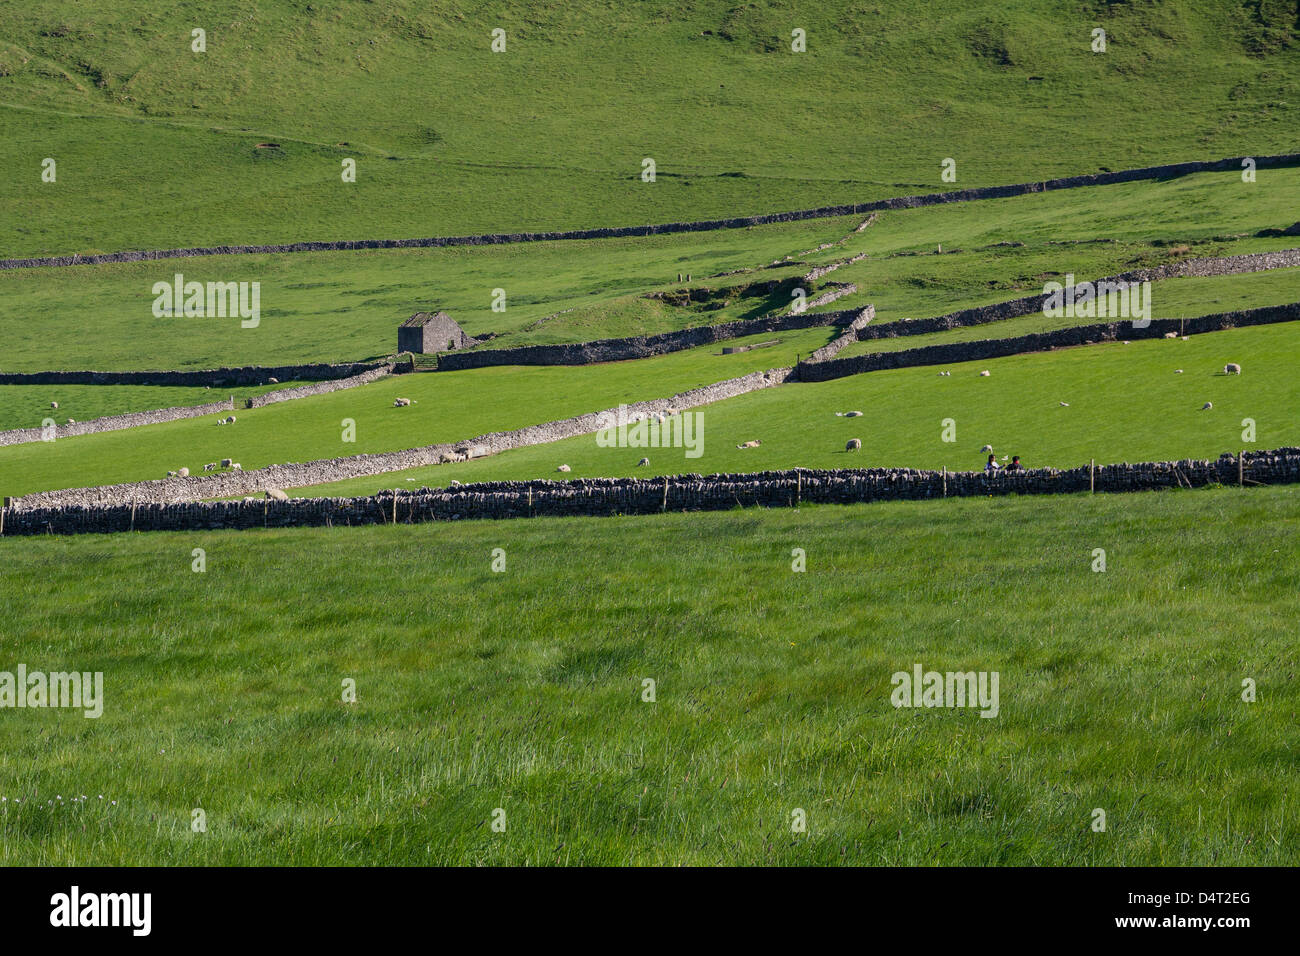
[3,0,1298,255]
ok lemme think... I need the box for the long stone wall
[806,307,876,363]
[244,364,393,407]
[857,248,1300,342]
[799,302,1300,382]
[436,308,856,371]
[5,367,794,510]
[4,448,1295,536]
[6,153,1297,271]
[0,397,236,448]
[0,360,391,387]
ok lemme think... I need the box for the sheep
[216,420,226,426]
[1202,402,1213,410]
[231,463,242,470]
[843,410,863,418]
[265,488,289,501]
[845,439,862,451]
[1059,402,1069,407]
[1175,369,1184,374]
[166,471,177,478]
[980,444,993,453]
[1224,363,1241,375]
[66,419,75,424]
[226,415,236,424]
[177,467,189,478]
[221,458,233,467]
[394,398,411,407]
[556,464,571,472]
[979,370,990,377]
[50,401,58,410]
[1164,332,1178,339]
[637,457,650,467]
[737,440,761,448]
[203,462,218,472]
[449,480,462,487]
[268,377,279,384]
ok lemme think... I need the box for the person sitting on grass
[985,454,1001,474]
[1005,455,1025,473]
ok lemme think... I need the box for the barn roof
[400,311,454,328]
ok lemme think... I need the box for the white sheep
[1164,332,1178,339]
[737,440,761,448]
[980,444,993,452]
[394,398,411,407]
[1224,363,1241,375]
[556,464,571,472]
[226,415,237,423]
[979,370,990,377]
[231,463,242,470]
[265,488,289,501]
[177,467,189,478]
[203,462,218,472]
[1202,402,1213,410]
[637,457,650,466]
[50,401,58,410]
[845,439,862,451]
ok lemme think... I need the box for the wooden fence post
[1090,459,1095,494]
[942,465,947,498]
[662,477,669,512]
[1239,450,1244,488]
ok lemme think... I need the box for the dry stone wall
[436,310,854,370]
[7,153,1296,271]
[806,307,876,363]
[244,364,393,407]
[0,398,235,448]
[800,302,1300,382]
[856,248,1300,343]
[4,448,1296,536]
[0,360,390,388]
[6,368,794,510]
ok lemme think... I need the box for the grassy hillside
[3,165,1298,374]
[2,1,1299,255]
[298,322,1300,496]
[1,486,1295,865]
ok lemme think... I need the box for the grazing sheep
[265,488,289,501]
[637,457,650,466]
[177,467,189,478]
[556,464,571,472]
[216,419,226,426]
[66,419,75,424]
[1164,332,1178,339]
[1202,402,1213,410]
[737,440,762,448]
[221,458,233,467]
[1059,402,1069,407]
[844,410,863,418]
[1224,363,1241,375]
[203,463,218,472]
[394,398,411,407]
[979,370,990,377]
[845,438,862,451]
[50,401,58,410]
[226,415,236,424]
[166,471,177,478]
[449,480,462,487]
[980,444,993,453]
[1175,369,1183,374]
[231,463,242,470]
[268,377,279,384]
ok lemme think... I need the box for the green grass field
[2,0,1298,871]
[4,1,1298,257]
[0,486,1295,864]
